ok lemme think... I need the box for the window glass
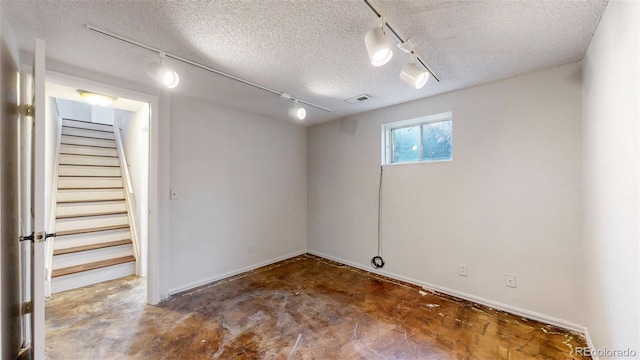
[392,126,421,163]
[422,120,452,161]
[382,112,452,165]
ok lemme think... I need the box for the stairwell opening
[44,80,152,299]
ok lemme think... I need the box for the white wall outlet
[249,243,255,253]
[170,189,178,200]
[505,273,516,288]
[458,264,468,277]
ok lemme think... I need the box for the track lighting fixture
[364,17,393,67]
[361,0,440,87]
[288,99,307,120]
[147,53,180,89]
[77,90,117,106]
[400,54,429,89]
[88,25,331,114]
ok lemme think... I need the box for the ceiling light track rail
[86,24,332,113]
[362,0,441,82]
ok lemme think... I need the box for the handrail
[45,99,63,297]
[112,117,141,269]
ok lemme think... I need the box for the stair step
[55,224,129,237]
[61,135,116,149]
[51,261,135,294]
[62,119,114,132]
[58,177,123,189]
[55,214,129,234]
[57,188,125,203]
[58,165,121,177]
[62,126,115,140]
[53,239,132,256]
[59,154,120,167]
[57,210,127,219]
[60,144,118,157]
[56,201,127,218]
[52,255,135,278]
[54,228,131,250]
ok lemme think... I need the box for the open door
[30,37,47,360]
[18,38,47,360]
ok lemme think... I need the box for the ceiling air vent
[345,94,372,104]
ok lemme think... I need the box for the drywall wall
[582,0,639,355]
[308,63,584,325]
[56,98,91,121]
[168,95,307,292]
[116,105,149,277]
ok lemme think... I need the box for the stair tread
[57,198,126,204]
[60,153,119,159]
[62,118,113,126]
[60,141,116,149]
[60,152,118,158]
[57,210,127,219]
[56,224,130,236]
[58,176,122,179]
[62,125,114,133]
[53,239,132,256]
[61,134,117,141]
[58,163,120,168]
[52,255,135,278]
[57,190,124,193]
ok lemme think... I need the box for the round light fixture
[289,101,307,120]
[77,90,117,106]
[364,27,393,67]
[147,61,180,89]
[400,63,429,89]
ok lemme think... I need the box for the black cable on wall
[372,166,385,269]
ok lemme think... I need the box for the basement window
[381,112,452,165]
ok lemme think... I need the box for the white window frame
[381,111,452,165]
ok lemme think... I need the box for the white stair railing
[45,100,63,297]
[112,117,141,274]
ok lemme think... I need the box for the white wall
[116,105,149,277]
[168,95,307,293]
[582,0,639,355]
[56,97,91,121]
[308,63,584,326]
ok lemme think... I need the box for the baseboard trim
[167,250,307,296]
[583,328,599,360]
[307,250,588,335]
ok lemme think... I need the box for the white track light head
[288,100,307,120]
[364,26,393,67]
[147,61,180,88]
[400,62,429,89]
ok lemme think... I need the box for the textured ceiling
[1,0,607,125]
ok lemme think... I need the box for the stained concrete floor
[45,254,589,359]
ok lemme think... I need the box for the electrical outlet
[505,273,516,288]
[249,243,255,253]
[170,189,178,200]
[283,238,288,246]
[458,264,468,277]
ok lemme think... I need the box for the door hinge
[19,233,34,242]
[23,301,32,314]
[20,232,55,243]
[23,104,34,117]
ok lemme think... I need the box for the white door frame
[44,70,161,305]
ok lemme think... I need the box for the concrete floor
[45,254,589,359]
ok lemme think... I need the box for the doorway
[42,71,159,304]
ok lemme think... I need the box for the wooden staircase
[51,119,136,293]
